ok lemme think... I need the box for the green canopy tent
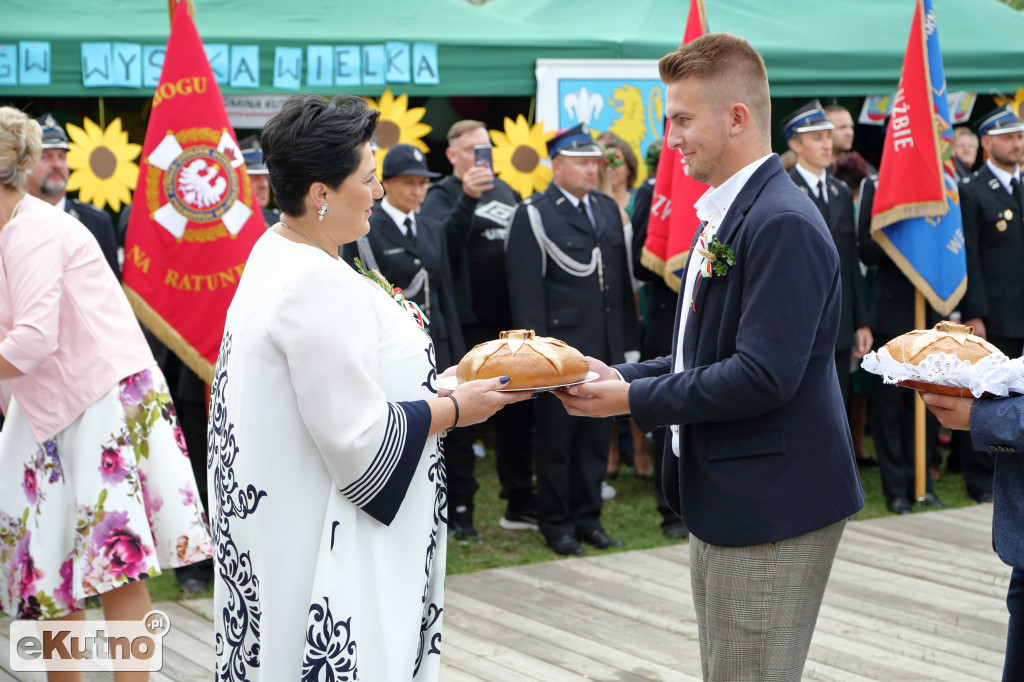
[3,0,1023,98]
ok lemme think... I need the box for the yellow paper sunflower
[995,88,1024,123]
[490,115,554,199]
[65,117,141,212]
[363,90,431,179]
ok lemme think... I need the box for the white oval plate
[437,371,600,393]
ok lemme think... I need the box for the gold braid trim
[663,249,690,293]
[639,247,666,278]
[869,228,966,316]
[123,285,214,383]
[869,198,948,232]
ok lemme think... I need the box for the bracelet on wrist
[447,394,459,430]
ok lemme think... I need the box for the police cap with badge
[238,135,267,175]
[37,114,71,151]
[781,100,834,140]
[547,123,603,158]
[976,104,1024,138]
[970,105,1024,232]
[382,144,441,180]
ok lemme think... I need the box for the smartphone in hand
[473,144,493,170]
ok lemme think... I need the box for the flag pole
[914,289,926,501]
[167,0,176,25]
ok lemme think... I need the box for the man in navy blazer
[922,391,1024,681]
[558,34,863,680]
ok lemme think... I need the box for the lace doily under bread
[862,347,1024,398]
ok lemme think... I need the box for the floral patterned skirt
[0,366,212,619]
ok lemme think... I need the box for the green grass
[25,433,985,611]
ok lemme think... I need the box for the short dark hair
[261,94,379,217]
[658,33,771,142]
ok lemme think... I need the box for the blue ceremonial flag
[870,0,966,316]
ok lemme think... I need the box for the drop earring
[318,202,328,222]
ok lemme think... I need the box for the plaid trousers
[689,519,847,681]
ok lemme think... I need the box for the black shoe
[578,528,625,549]
[921,492,948,509]
[887,496,912,514]
[546,534,585,556]
[661,519,689,539]
[448,505,483,545]
[856,457,880,469]
[605,469,619,480]
[636,472,654,482]
[499,508,539,531]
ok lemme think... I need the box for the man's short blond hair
[658,33,771,142]
[447,120,485,146]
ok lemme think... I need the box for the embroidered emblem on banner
[145,127,253,240]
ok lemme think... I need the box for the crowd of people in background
[13,95,1021,567]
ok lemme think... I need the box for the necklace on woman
[277,221,336,259]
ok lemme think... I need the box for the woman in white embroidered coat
[209,94,527,681]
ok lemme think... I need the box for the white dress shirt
[794,162,829,203]
[380,196,416,238]
[555,184,594,225]
[670,153,774,456]
[985,158,1022,195]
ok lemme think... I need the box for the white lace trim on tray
[861,348,1024,397]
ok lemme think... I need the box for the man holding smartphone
[422,121,538,534]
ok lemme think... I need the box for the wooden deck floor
[1,504,1009,681]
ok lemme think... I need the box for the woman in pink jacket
[0,107,210,676]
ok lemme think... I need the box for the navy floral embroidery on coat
[210,333,268,681]
[414,389,447,676]
[302,597,358,681]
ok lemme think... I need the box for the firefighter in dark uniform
[859,176,945,514]
[506,123,639,556]
[239,135,280,227]
[956,104,1024,502]
[629,176,688,539]
[961,105,1024,358]
[783,100,872,408]
[421,120,538,533]
[27,114,119,277]
[341,144,480,543]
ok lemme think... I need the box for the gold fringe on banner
[869,229,967,317]
[870,197,949,233]
[124,285,215,384]
[639,247,666,279]
[662,249,689,293]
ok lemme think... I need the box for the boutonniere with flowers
[353,257,429,329]
[696,235,735,277]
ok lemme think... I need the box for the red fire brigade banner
[123,3,263,382]
[639,0,708,293]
